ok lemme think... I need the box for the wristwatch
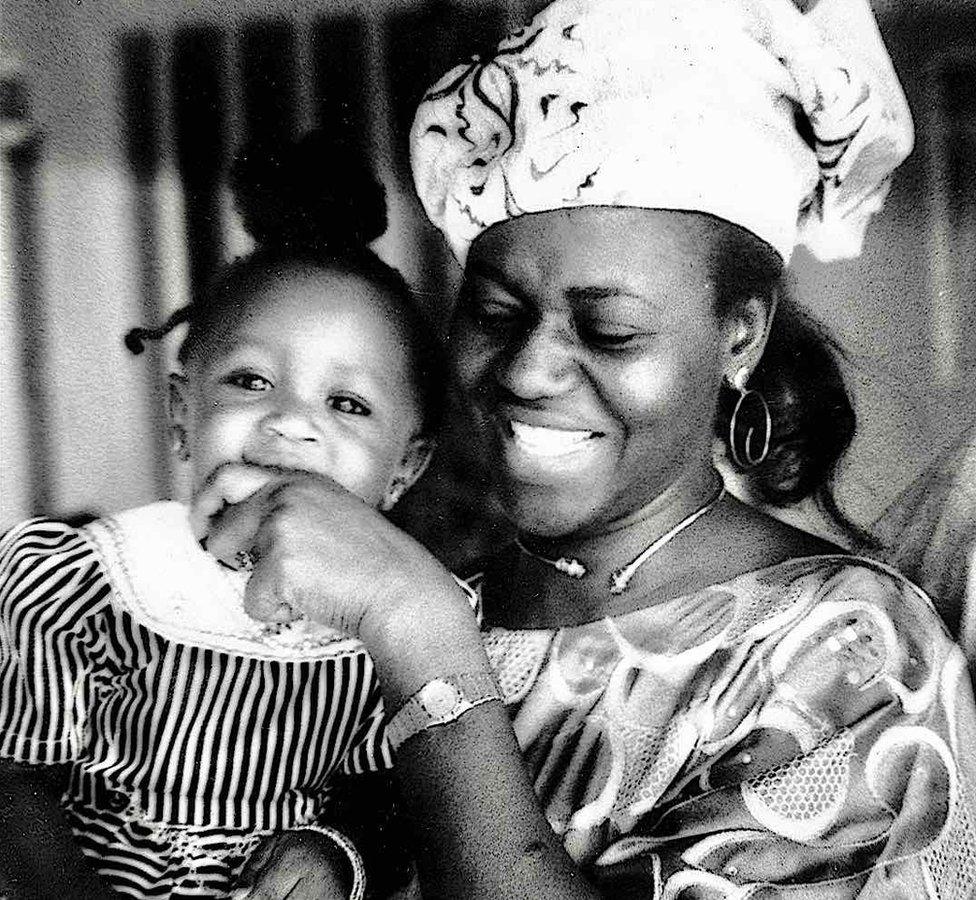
[387,672,502,751]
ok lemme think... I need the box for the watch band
[387,672,502,751]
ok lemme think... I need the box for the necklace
[515,484,727,595]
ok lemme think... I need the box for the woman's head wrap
[410,0,913,265]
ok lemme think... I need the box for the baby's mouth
[240,454,315,476]
[507,420,603,458]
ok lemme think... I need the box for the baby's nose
[261,408,320,443]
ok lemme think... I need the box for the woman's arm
[0,758,114,899]
[362,592,600,900]
[199,469,600,899]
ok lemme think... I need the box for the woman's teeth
[509,420,598,457]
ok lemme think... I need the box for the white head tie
[410,0,913,265]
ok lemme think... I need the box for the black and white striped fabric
[0,516,391,897]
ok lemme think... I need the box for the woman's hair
[125,130,446,435]
[709,222,862,535]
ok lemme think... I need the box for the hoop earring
[728,367,771,468]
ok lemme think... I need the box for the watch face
[420,679,462,718]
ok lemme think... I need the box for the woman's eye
[579,323,646,350]
[330,396,371,416]
[461,287,524,329]
[471,302,521,329]
[225,372,273,391]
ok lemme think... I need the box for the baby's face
[175,266,427,509]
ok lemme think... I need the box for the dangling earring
[171,426,191,462]
[728,367,771,468]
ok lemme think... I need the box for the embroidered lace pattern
[483,628,553,704]
[723,581,809,645]
[608,716,686,826]
[922,772,976,899]
[741,729,855,840]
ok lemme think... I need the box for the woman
[215,0,976,897]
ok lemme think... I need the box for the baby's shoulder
[1,514,100,575]
[0,514,115,625]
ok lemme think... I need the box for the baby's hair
[126,129,447,435]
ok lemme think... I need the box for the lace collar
[81,501,362,660]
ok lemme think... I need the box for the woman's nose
[496,324,579,400]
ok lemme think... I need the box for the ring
[235,548,259,572]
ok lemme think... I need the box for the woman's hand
[192,464,488,703]
[193,464,596,898]
[230,831,351,900]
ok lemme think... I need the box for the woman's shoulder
[707,495,845,567]
[727,552,969,692]
[749,552,941,615]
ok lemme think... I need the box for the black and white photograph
[1,0,975,897]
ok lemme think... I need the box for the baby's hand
[231,830,354,900]
[190,463,277,545]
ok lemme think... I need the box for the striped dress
[0,503,391,898]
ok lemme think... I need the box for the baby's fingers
[190,463,277,541]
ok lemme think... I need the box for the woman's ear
[723,293,776,383]
[380,436,436,512]
[167,372,191,462]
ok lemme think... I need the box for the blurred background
[1,0,975,565]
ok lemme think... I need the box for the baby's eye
[330,395,371,416]
[225,371,273,392]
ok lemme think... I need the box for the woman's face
[451,207,735,538]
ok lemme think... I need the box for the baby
[0,132,443,899]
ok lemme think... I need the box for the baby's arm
[0,521,117,898]
[0,758,115,899]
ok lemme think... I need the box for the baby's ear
[380,436,436,512]
[167,373,193,463]
[167,372,190,427]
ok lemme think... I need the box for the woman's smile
[502,418,607,473]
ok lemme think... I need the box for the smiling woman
[186,2,976,899]
[94,2,976,899]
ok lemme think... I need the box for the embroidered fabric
[741,729,855,841]
[609,716,687,827]
[483,628,553,704]
[722,580,810,645]
[922,773,976,899]
[471,556,976,897]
